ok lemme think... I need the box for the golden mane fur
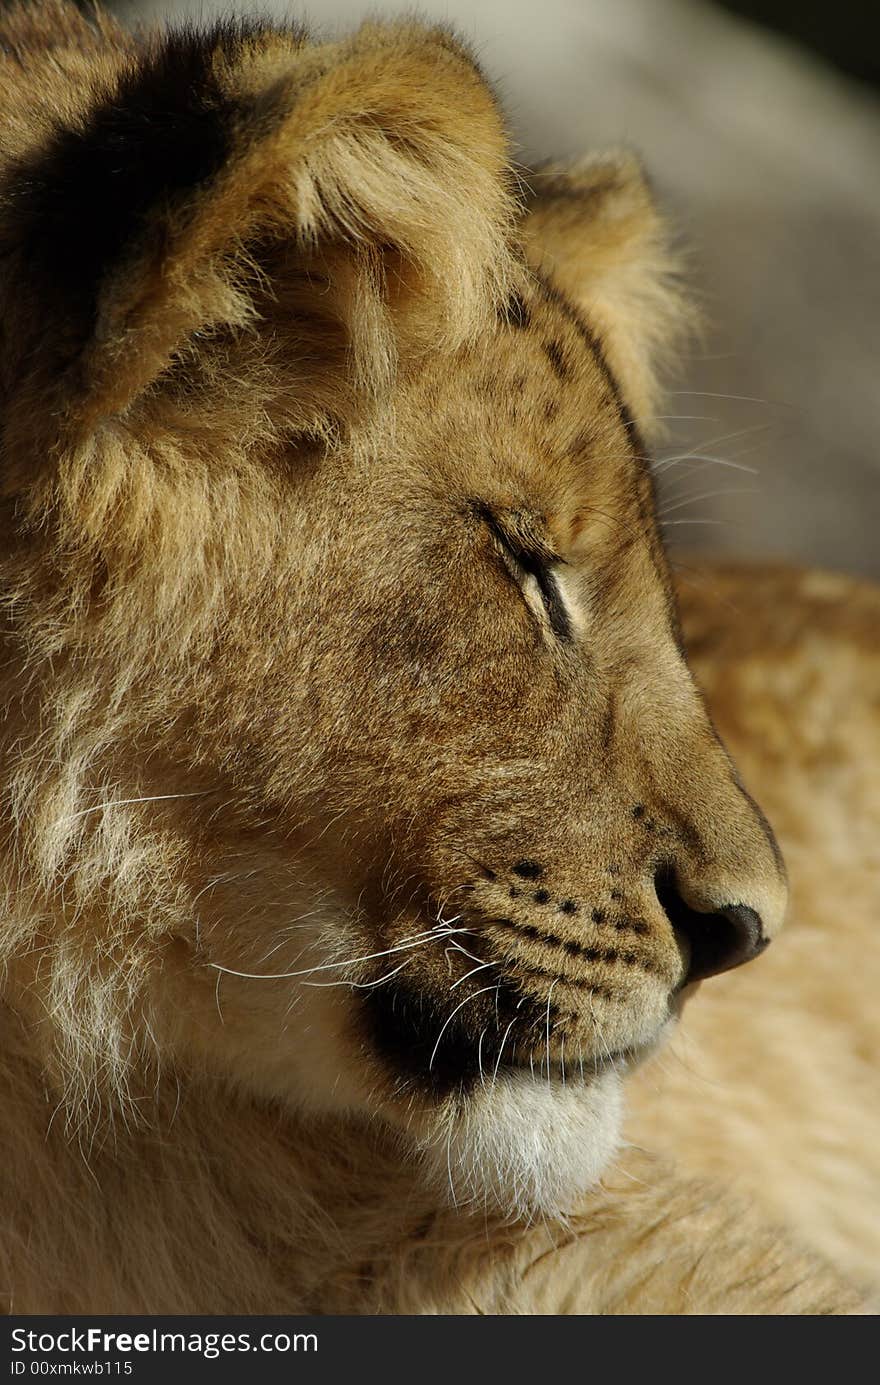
[0,2,877,1314]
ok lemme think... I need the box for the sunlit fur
[0,2,874,1314]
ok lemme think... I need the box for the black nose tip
[655,873,768,983]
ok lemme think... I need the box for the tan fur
[0,2,875,1314]
[628,565,880,1288]
[522,155,696,432]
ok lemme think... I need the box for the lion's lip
[497,1041,650,1083]
[362,962,675,1096]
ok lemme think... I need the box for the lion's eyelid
[492,537,574,644]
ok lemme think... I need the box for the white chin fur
[416,1069,623,1221]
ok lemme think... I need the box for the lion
[0,0,876,1314]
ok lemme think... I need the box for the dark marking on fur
[614,918,649,936]
[514,960,616,1001]
[491,916,660,976]
[542,338,570,382]
[512,859,543,880]
[534,271,624,409]
[5,19,287,339]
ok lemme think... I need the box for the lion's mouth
[501,1045,642,1078]
[361,970,667,1097]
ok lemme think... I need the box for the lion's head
[0,4,785,1218]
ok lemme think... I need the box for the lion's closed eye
[480,505,574,643]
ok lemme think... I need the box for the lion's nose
[655,869,769,983]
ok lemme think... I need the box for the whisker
[59,792,209,823]
[669,420,770,456]
[442,1119,458,1211]
[444,940,487,968]
[491,1017,518,1085]
[545,980,558,1084]
[449,959,498,991]
[653,454,759,476]
[302,957,413,990]
[477,1026,488,1089]
[458,851,497,882]
[209,923,464,982]
[659,487,759,516]
[670,389,784,406]
[428,986,499,1072]
[631,414,719,425]
[214,970,225,1026]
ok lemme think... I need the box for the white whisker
[491,1017,518,1085]
[449,960,497,991]
[670,389,783,406]
[444,940,487,968]
[659,487,759,516]
[214,970,225,1026]
[302,957,413,990]
[209,923,464,982]
[654,453,759,476]
[668,419,770,455]
[60,792,208,823]
[545,980,558,1085]
[428,986,499,1073]
[477,1026,488,1089]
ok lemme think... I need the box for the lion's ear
[2,18,514,469]
[520,155,694,434]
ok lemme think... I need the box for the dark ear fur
[0,8,516,484]
[520,154,695,434]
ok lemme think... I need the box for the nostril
[654,868,768,983]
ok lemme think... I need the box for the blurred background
[110,0,880,578]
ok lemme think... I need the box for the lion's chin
[413,1068,624,1222]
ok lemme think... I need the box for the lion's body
[0,2,876,1314]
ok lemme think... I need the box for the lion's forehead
[379,276,645,532]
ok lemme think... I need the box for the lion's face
[0,7,785,1217]
[160,272,785,1215]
